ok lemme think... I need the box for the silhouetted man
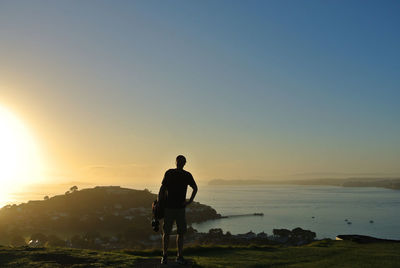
[158,155,198,265]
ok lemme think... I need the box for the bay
[191,185,400,239]
[6,183,400,240]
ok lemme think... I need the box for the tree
[273,229,291,238]
[10,235,26,247]
[44,196,49,200]
[46,235,66,247]
[71,234,86,248]
[70,186,78,193]
[291,227,316,242]
[208,228,223,236]
[29,233,48,247]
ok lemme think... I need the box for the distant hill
[209,179,272,185]
[209,178,400,190]
[0,186,220,247]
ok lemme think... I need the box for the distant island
[209,178,400,190]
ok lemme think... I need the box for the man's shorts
[163,208,187,235]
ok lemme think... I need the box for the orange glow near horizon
[0,105,45,204]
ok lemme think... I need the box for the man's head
[176,155,186,169]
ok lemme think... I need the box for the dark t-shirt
[162,168,196,209]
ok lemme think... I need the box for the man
[158,155,198,265]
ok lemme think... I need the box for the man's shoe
[176,256,188,265]
[161,255,168,265]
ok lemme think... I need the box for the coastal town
[0,186,316,250]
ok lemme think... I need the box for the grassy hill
[1,240,399,267]
[0,186,220,248]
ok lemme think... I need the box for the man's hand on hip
[182,200,192,207]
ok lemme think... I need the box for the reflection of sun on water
[0,105,44,206]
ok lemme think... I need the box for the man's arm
[188,182,198,204]
[158,184,167,202]
[184,174,198,206]
[158,171,169,201]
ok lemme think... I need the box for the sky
[0,0,399,190]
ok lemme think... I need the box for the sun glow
[0,105,44,203]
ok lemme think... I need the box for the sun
[0,105,43,201]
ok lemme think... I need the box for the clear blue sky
[1,0,399,184]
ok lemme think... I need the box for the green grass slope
[1,240,399,267]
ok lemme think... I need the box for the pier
[221,213,264,219]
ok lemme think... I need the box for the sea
[6,184,400,240]
[190,185,400,240]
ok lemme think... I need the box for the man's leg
[162,233,169,256]
[162,209,173,264]
[175,208,187,263]
[177,233,184,257]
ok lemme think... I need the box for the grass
[187,241,400,267]
[0,246,138,267]
[0,240,399,267]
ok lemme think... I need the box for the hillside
[0,240,400,267]
[0,186,220,248]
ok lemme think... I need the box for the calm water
[190,185,400,239]
[7,183,400,240]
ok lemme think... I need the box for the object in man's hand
[152,199,165,219]
[151,218,160,232]
[151,199,165,232]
